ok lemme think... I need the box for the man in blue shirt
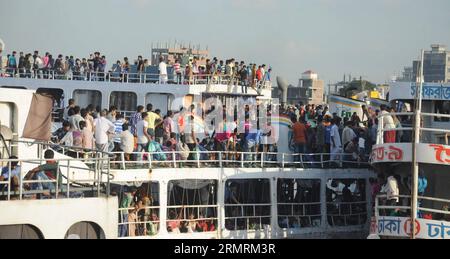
[0,156,21,192]
[243,117,261,166]
[7,51,17,75]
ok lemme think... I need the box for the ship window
[277,179,321,229]
[115,181,160,237]
[434,101,450,122]
[224,179,271,231]
[73,90,102,110]
[167,180,218,234]
[145,93,173,116]
[65,222,105,239]
[326,179,367,227]
[0,224,44,239]
[110,92,137,113]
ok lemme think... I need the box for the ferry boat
[370,79,450,239]
[0,62,375,239]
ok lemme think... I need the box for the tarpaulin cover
[22,93,53,141]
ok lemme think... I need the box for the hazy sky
[1,0,449,85]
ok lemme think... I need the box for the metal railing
[118,206,160,237]
[375,194,450,218]
[376,112,450,145]
[166,205,218,234]
[108,150,371,170]
[224,203,272,231]
[0,157,110,201]
[277,202,322,229]
[326,201,368,226]
[0,68,273,89]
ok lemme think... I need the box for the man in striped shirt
[113,113,126,151]
[173,59,182,84]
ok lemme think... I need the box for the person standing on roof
[159,57,168,84]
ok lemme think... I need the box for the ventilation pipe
[277,76,289,108]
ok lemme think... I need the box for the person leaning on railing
[24,150,60,198]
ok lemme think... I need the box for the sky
[1,0,449,85]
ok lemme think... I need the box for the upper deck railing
[107,150,370,170]
[376,112,450,146]
[374,194,450,219]
[0,68,273,89]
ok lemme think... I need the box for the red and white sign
[371,143,450,166]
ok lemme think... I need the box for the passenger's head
[73,106,81,115]
[44,150,54,159]
[100,109,108,117]
[63,121,71,131]
[79,121,86,130]
[122,123,129,132]
[137,105,144,113]
[141,112,148,119]
[80,109,87,118]
[116,113,123,120]
[68,99,75,106]
[146,104,153,112]
[9,156,19,168]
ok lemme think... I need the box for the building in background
[151,44,209,66]
[295,71,325,105]
[272,70,325,105]
[396,66,414,82]
[412,44,450,83]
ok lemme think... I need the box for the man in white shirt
[93,110,115,152]
[342,121,357,148]
[69,106,85,130]
[119,124,134,161]
[136,112,152,152]
[380,105,396,143]
[330,117,342,162]
[158,57,168,84]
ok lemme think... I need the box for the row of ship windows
[115,178,367,237]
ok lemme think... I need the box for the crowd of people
[0,50,272,90]
[50,93,414,169]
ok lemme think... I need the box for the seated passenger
[167,210,182,234]
[53,121,71,143]
[162,141,175,161]
[24,150,60,198]
[187,213,198,233]
[0,156,21,192]
[176,136,190,162]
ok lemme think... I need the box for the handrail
[0,68,273,88]
[374,194,450,217]
[108,150,370,170]
[376,112,450,145]
[0,155,110,201]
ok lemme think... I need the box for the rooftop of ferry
[0,50,273,86]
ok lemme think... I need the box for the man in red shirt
[290,117,308,163]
